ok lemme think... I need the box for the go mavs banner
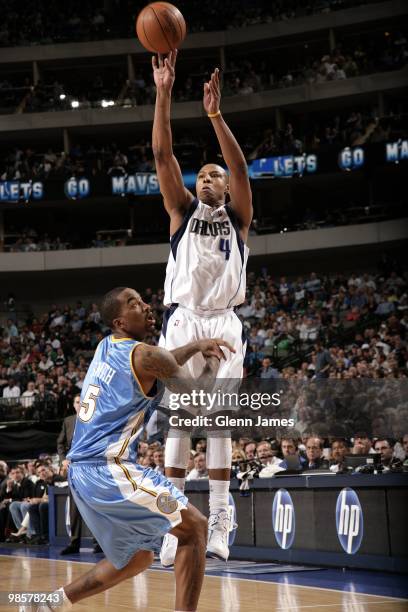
[336,488,364,554]
[272,488,295,549]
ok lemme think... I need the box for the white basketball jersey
[163,199,249,313]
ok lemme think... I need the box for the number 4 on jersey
[78,384,100,422]
[220,238,231,260]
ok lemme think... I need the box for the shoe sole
[206,549,228,561]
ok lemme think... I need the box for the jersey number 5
[220,239,231,260]
[78,384,100,422]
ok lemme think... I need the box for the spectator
[2,378,20,398]
[26,464,64,544]
[352,432,374,455]
[314,340,334,378]
[330,438,350,472]
[258,357,279,379]
[0,461,8,485]
[244,441,256,460]
[373,438,402,470]
[21,381,38,410]
[279,436,307,470]
[186,452,208,480]
[1,466,34,542]
[304,436,325,470]
[152,447,165,474]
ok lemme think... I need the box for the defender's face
[196,164,228,206]
[115,289,155,339]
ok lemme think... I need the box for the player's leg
[206,311,245,560]
[161,430,191,566]
[206,433,233,560]
[63,548,154,605]
[170,503,207,612]
[159,306,196,567]
[18,550,155,611]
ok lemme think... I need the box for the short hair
[100,287,127,328]
[306,436,324,449]
[331,437,350,448]
[281,437,298,448]
[374,438,395,449]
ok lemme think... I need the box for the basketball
[136,2,186,54]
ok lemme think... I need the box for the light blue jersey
[67,335,188,569]
[68,335,163,462]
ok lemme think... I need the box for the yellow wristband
[208,110,221,118]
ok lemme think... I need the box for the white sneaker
[160,532,178,567]
[19,606,51,611]
[206,510,230,561]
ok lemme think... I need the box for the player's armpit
[228,165,253,238]
[154,154,195,233]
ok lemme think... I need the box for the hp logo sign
[336,488,364,554]
[272,489,295,549]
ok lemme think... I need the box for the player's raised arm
[203,68,253,240]
[152,50,195,235]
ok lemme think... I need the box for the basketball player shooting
[152,50,253,564]
[22,287,234,612]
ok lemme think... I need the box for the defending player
[152,50,253,563]
[26,287,234,612]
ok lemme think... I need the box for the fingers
[213,339,236,353]
[170,48,178,67]
[164,57,175,75]
[210,346,226,360]
[152,56,157,70]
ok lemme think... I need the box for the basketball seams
[141,9,157,53]
[156,2,185,40]
[151,6,173,52]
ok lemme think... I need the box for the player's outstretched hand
[198,338,235,361]
[203,67,221,115]
[152,49,177,94]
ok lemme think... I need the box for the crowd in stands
[239,267,408,379]
[0,0,385,47]
[0,30,406,115]
[3,229,132,253]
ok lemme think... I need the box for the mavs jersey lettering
[68,336,163,462]
[164,199,249,312]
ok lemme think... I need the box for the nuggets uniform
[67,335,188,569]
[160,198,248,379]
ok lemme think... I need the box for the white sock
[209,480,230,515]
[168,476,185,493]
[50,588,72,611]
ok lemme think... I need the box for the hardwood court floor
[1,555,407,612]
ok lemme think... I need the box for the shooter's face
[196,164,229,207]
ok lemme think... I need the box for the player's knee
[126,549,154,576]
[178,507,207,546]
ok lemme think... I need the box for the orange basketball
[136,2,186,54]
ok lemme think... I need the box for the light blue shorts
[68,459,188,569]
